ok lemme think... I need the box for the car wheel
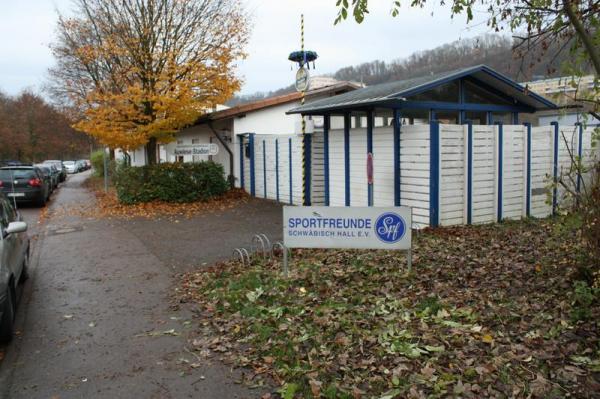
[0,285,16,343]
[19,251,29,284]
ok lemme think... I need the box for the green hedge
[90,150,105,177]
[113,161,229,204]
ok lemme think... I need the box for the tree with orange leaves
[49,0,249,164]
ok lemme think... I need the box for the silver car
[0,193,29,342]
[63,161,77,174]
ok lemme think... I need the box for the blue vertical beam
[524,122,532,217]
[304,134,312,206]
[275,139,280,202]
[249,133,256,197]
[429,109,436,123]
[465,120,473,224]
[323,115,330,206]
[512,112,519,124]
[576,122,583,193]
[239,135,245,189]
[495,122,503,222]
[429,120,440,227]
[393,109,402,206]
[487,111,493,125]
[458,79,465,124]
[262,140,267,198]
[288,138,293,205]
[551,121,559,215]
[344,112,351,206]
[366,110,374,206]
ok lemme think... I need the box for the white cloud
[0,0,491,97]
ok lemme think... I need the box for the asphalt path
[0,171,281,398]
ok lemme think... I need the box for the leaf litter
[178,218,599,398]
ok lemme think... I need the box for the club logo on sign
[375,212,406,243]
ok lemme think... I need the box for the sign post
[283,206,412,276]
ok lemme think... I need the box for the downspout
[208,122,235,188]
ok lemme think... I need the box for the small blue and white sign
[375,213,406,243]
[283,206,412,250]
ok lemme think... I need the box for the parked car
[76,160,87,172]
[47,164,61,187]
[63,161,78,174]
[33,165,55,195]
[0,192,29,342]
[43,160,67,182]
[0,166,50,207]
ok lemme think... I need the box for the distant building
[521,75,599,126]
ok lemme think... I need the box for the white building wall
[233,102,301,135]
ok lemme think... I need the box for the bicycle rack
[252,234,268,259]
[232,233,277,268]
[272,241,290,277]
[232,247,251,265]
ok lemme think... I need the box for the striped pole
[300,14,307,206]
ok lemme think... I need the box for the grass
[178,217,600,398]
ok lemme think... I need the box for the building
[119,65,598,228]
[241,65,597,227]
[118,79,361,183]
[521,75,599,126]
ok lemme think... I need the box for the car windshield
[0,169,36,179]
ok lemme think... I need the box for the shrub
[113,161,229,204]
[90,150,105,177]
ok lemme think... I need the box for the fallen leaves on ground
[50,176,249,220]
[178,217,600,398]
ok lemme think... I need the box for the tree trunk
[564,0,600,76]
[146,137,158,165]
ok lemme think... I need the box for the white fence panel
[439,124,465,226]
[471,125,496,224]
[254,139,265,199]
[277,137,292,204]
[241,124,596,228]
[373,126,395,206]
[329,129,346,206]
[502,125,526,220]
[530,126,554,218]
[311,131,326,205]
[400,125,430,227]
[349,128,368,206]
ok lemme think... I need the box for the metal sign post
[103,147,109,192]
[288,14,318,206]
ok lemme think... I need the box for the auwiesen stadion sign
[283,206,412,250]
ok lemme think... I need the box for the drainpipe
[208,122,235,188]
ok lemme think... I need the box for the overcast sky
[0,0,491,97]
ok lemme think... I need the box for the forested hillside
[0,91,91,162]
[229,34,575,106]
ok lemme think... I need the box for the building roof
[288,65,557,115]
[197,81,361,123]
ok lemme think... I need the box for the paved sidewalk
[0,173,279,398]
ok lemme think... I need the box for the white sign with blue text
[283,206,412,250]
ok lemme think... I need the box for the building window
[177,140,184,145]
[409,81,459,103]
[192,139,200,144]
[177,155,184,163]
[464,81,511,105]
[192,155,201,162]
